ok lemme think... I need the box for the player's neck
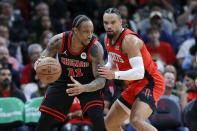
[150,40,160,48]
[111,28,123,42]
[71,35,84,52]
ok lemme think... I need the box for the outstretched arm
[66,41,106,96]
[34,33,62,70]
[99,34,145,80]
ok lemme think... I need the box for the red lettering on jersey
[67,68,83,77]
[70,59,75,66]
[61,57,89,67]
[75,60,79,67]
[67,68,75,76]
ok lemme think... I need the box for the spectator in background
[32,2,50,21]
[61,97,92,131]
[20,44,42,90]
[0,0,28,42]
[0,25,23,65]
[138,3,173,35]
[146,26,176,65]
[176,0,197,28]
[0,67,26,102]
[28,2,62,34]
[164,64,187,98]
[139,3,177,52]
[0,46,20,88]
[183,77,197,131]
[39,30,53,49]
[164,65,177,80]
[162,71,180,104]
[184,98,197,131]
[0,36,6,46]
[45,0,67,20]
[181,26,197,72]
[0,44,20,71]
[177,25,197,72]
[28,16,54,44]
[180,70,197,110]
[30,79,48,99]
[173,0,197,46]
[117,3,137,33]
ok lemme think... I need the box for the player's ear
[120,18,122,25]
[73,27,78,34]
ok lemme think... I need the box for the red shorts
[119,70,165,111]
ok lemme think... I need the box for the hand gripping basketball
[34,56,46,71]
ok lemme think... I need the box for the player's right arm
[103,34,115,69]
[34,33,63,70]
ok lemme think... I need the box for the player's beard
[0,79,11,90]
[106,33,114,40]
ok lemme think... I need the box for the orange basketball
[36,57,62,83]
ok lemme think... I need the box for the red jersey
[146,41,176,65]
[106,29,158,83]
[187,91,197,102]
[20,64,33,85]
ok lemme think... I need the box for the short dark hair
[72,15,91,28]
[104,8,122,18]
[147,25,161,34]
[185,70,197,80]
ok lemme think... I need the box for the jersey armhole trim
[87,38,98,62]
[58,32,66,54]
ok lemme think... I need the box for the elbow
[137,67,145,80]
[100,78,106,88]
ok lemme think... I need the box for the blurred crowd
[0,0,197,131]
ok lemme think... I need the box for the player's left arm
[83,41,106,92]
[66,41,106,96]
[99,35,145,80]
[115,34,145,80]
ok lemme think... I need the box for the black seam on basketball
[36,64,61,69]
[36,71,61,75]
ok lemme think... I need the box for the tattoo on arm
[40,34,62,58]
[84,41,106,92]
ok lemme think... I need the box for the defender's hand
[98,66,115,80]
[67,76,85,96]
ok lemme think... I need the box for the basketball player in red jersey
[98,8,165,131]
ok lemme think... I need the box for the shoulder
[51,33,63,41]
[122,34,143,47]
[90,41,104,55]
[182,38,195,46]
[12,85,26,100]
[89,40,104,61]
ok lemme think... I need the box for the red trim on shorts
[58,32,65,54]
[39,109,65,122]
[87,38,98,62]
[82,103,104,115]
[83,100,103,111]
[99,89,104,98]
[82,100,103,114]
[40,105,66,118]
[41,88,48,104]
